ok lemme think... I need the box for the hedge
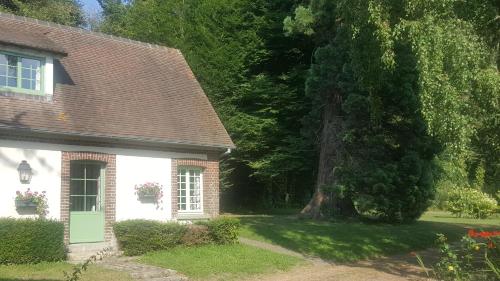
[197,217,240,244]
[0,218,65,264]
[114,217,240,256]
[113,220,187,256]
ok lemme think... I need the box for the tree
[98,0,316,209]
[0,0,84,26]
[288,0,498,221]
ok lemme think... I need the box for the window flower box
[15,199,38,208]
[15,189,49,217]
[135,182,163,208]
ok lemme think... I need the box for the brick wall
[60,151,116,244]
[171,153,220,218]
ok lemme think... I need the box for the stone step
[67,242,118,262]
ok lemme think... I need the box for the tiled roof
[0,13,234,150]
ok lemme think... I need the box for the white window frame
[177,167,204,213]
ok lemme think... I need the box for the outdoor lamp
[17,160,33,184]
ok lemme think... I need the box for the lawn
[238,211,499,262]
[139,244,302,280]
[0,262,133,281]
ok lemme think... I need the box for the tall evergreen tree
[287,0,499,221]
[0,0,84,26]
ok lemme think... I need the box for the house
[0,12,234,245]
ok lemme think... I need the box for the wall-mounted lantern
[17,160,33,184]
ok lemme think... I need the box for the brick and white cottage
[0,13,234,245]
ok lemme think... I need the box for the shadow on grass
[239,215,490,263]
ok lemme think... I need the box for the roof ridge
[0,11,180,53]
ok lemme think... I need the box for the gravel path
[239,237,433,281]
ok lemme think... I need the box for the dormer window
[0,52,43,95]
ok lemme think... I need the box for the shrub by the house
[113,220,186,256]
[198,217,240,244]
[0,218,65,264]
[114,217,241,255]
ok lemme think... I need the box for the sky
[81,0,102,13]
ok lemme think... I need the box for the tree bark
[300,91,357,219]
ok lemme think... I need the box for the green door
[69,162,105,243]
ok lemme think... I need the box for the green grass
[0,262,133,281]
[238,211,499,262]
[139,244,302,280]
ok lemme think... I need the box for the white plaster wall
[0,139,206,222]
[116,155,172,221]
[0,144,61,219]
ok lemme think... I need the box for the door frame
[68,160,106,244]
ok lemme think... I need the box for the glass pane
[70,162,85,178]
[178,204,186,211]
[85,164,100,180]
[7,77,16,87]
[0,67,5,76]
[70,180,85,195]
[22,79,31,89]
[70,196,85,211]
[7,56,16,67]
[86,196,97,211]
[180,190,186,196]
[7,65,16,77]
[86,181,98,196]
[21,58,40,69]
[22,68,31,79]
[0,54,6,65]
[0,76,5,86]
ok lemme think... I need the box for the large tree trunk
[300,92,357,219]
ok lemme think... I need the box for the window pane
[0,76,5,86]
[70,162,85,178]
[70,196,85,211]
[21,58,40,69]
[0,54,6,65]
[7,56,16,67]
[86,196,97,211]
[86,181,98,196]
[7,77,16,87]
[7,65,16,77]
[22,68,31,79]
[0,67,5,76]
[85,164,101,180]
[22,79,31,89]
[70,180,85,195]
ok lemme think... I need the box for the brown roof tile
[0,13,234,150]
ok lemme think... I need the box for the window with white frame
[0,52,43,94]
[177,167,202,212]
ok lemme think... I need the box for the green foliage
[180,225,212,246]
[114,218,240,255]
[0,218,65,264]
[446,188,498,219]
[0,0,84,26]
[98,0,316,210]
[198,217,241,244]
[286,0,499,221]
[113,220,186,256]
[416,234,499,281]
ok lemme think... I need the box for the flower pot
[138,194,157,203]
[15,199,37,208]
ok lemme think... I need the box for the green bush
[0,218,65,264]
[181,224,212,246]
[113,220,187,256]
[446,188,498,219]
[199,217,240,244]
